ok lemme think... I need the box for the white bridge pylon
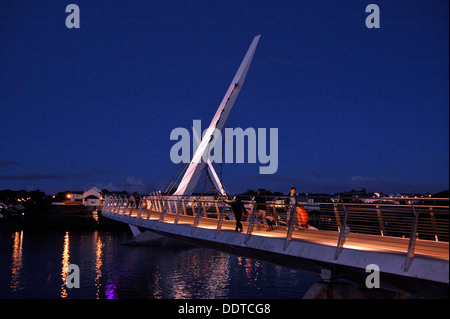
[173,35,261,196]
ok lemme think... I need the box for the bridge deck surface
[120,209,449,262]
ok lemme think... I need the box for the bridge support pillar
[404,204,419,271]
[334,200,350,259]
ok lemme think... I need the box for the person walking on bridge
[256,189,270,231]
[285,187,299,229]
[227,196,245,232]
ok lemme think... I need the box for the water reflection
[105,271,119,299]
[60,231,70,298]
[10,231,23,292]
[94,232,104,299]
[151,246,231,298]
[2,229,320,298]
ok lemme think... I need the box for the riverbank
[0,205,126,231]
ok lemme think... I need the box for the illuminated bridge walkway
[101,195,449,296]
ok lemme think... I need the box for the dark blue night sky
[0,1,448,195]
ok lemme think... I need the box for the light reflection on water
[94,232,104,298]
[0,229,320,299]
[60,231,70,298]
[10,230,23,292]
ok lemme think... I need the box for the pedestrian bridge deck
[105,208,449,262]
[101,195,449,288]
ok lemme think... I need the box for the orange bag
[296,206,309,227]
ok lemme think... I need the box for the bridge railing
[102,194,448,241]
[102,194,448,268]
[103,195,449,241]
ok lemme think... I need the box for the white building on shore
[83,187,103,208]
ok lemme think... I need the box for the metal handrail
[101,194,449,267]
[102,195,448,238]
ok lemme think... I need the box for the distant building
[342,188,368,198]
[64,191,83,204]
[83,187,103,209]
[71,193,83,201]
[55,187,104,209]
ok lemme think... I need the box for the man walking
[256,189,269,230]
[285,187,299,229]
[228,196,245,232]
